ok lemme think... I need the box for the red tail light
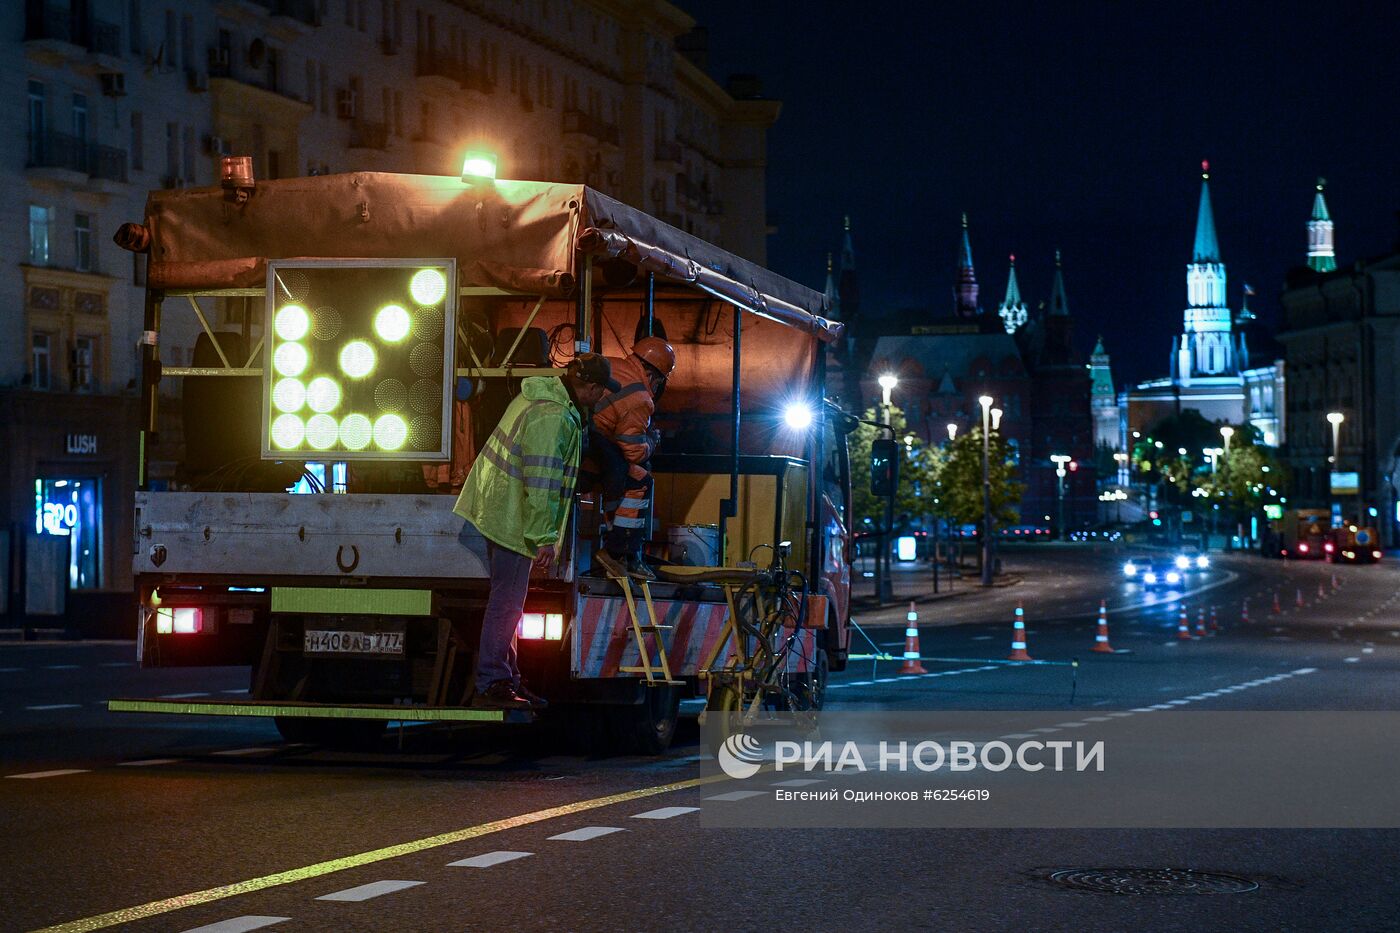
[1324,543,1335,553]
[156,607,203,634]
[1298,543,1310,554]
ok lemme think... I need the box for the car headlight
[1123,562,1138,576]
[1195,555,1209,569]
[1175,555,1190,570]
[1143,572,1158,584]
[1166,571,1181,584]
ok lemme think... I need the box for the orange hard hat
[632,336,676,378]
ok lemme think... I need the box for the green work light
[262,259,457,460]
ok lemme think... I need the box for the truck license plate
[303,630,405,656]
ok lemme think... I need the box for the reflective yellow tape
[106,699,514,723]
[32,773,729,933]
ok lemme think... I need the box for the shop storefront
[1,389,139,630]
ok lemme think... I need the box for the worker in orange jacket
[586,336,676,580]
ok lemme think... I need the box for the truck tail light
[156,607,203,634]
[1374,550,1383,560]
[1298,543,1309,554]
[1324,543,1335,553]
[518,613,565,641]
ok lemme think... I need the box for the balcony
[562,109,620,148]
[26,131,128,185]
[414,51,466,91]
[348,120,389,151]
[24,6,120,64]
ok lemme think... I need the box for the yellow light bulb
[305,414,338,450]
[375,304,411,342]
[339,340,376,379]
[270,414,305,449]
[374,414,407,450]
[410,268,447,305]
[272,378,306,413]
[305,377,341,413]
[340,413,372,450]
[275,305,310,341]
[273,342,308,378]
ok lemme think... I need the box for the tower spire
[1308,177,1337,272]
[998,254,1027,333]
[1048,249,1069,316]
[823,252,840,319]
[1193,160,1220,263]
[955,213,980,318]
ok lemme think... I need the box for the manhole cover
[1046,868,1259,895]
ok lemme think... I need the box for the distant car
[1173,545,1210,571]
[1122,555,1183,588]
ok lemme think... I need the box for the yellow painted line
[31,773,730,933]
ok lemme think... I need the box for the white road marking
[843,680,872,686]
[118,758,182,767]
[772,778,824,787]
[547,826,625,842]
[1082,716,1112,722]
[211,747,275,757]
[1363,647,1375,654]
[25,704,80,711]
[316,880,424,902]
[873,678,898,683]
[222,688,250,694]
[160,692,210,699]
[44,664,80,670]
[1054,722,1088,728]
[705,790,767,801]
[970,635,993,641]
[1344,657,1360,663]
[100,662,133,667]
[998,733,1038,739]
[448,851,533,868]
[631,806,700,820]
[6,769,90,779]
[0,667,24,672]
[178,917,290,933]
[1030,727,1061,734]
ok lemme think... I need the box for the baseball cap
[571,352,621,392]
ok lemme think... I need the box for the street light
[879,373,899,407]
[979,395,995,586]
[946,422,958,441]
[874,374,900,603]
[1051,454,1071,540]
[991,407,1003,431]
[1326,411,1344,464]
[1220,425,1234,454]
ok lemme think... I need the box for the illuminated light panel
[340,413,373,450]
[271,414,305,449]
[275,304,310,341]
[305,414,338,450]
[340,340,376,379]
[410,268,448,305]
[374,414,407,450]
[272,378,306,414]
[273,342,308,378]
[375,304,412,342]
[519,612,545,640]
[172,607,203,634]
[306,377,342,413]
[544,613,564,640]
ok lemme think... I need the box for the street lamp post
[1220,425,1234,456]
[876,373,899,603]
[1326,411,1344,465]
[979,395,994,586]
[1051,454,1071,540]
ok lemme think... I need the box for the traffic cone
[898,601,928,675]
[1177,605,1192,640]
[1209,606,1220,634]
[1332,573,1340,591]
[1296,587,1305,608]
[1241,599,1251,626]
[1008,603,1033,661]
[1272,591,1282,614]
[1091,600,1114,654]
[1195,608,1208,638]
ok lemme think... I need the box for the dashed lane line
[772,778,823,787]
[447,851,533,869]
[6,769,91,779]
[210,747,276,757]
[705,790,766,802]
[546,826,625,842]
[118,759,182,767]
[315,880,424,902]
[30,774,730,933]
[25,704,81,711]
[178,918,289,933]
[631,806,700,820]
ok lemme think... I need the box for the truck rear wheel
[274,717,387,750]
[608,684,681,755]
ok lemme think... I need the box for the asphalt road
[3,547,1399,932]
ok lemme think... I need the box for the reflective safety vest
[453,376,582,558]
[593,354,655,484]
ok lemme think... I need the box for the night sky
[683,0,1400,386]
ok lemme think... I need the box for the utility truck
[109,166,854,752]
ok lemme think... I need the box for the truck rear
[110,169,852,752]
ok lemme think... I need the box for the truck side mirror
[871,438,899,497]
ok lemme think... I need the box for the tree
[849,405,941,531]
[1197,433,1290,520]
[936,428,1024,528]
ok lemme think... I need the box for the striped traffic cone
[1091,599,1114,654]
[1195,608,1208,638]
[1008,603,1033,661]
[1209,606,1220,634]
[1177,605,1192,640]
[898,601,928,675]
[1296,587,1306,608]
[1241,599,1251,626]
[1272,591,1282,614]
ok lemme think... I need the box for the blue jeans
[462,523,531,689]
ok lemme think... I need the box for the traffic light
[871,438,899,498]
[262,259,457,460]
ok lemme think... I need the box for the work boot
[472,680,531,710]
[626,555,656,582]
[592,550,628,579]
[515,679,549,710]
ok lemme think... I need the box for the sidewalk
[849,561,1022,613]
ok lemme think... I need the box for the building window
[130,111,143,170]
[74,213,93,271]
[164,9,177,71]
[27,80,45,165]
[32,332,52,389]
[318,62,329,114]
[73,336,96,391]
[28,205,52,265]
[129,0,142,53]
